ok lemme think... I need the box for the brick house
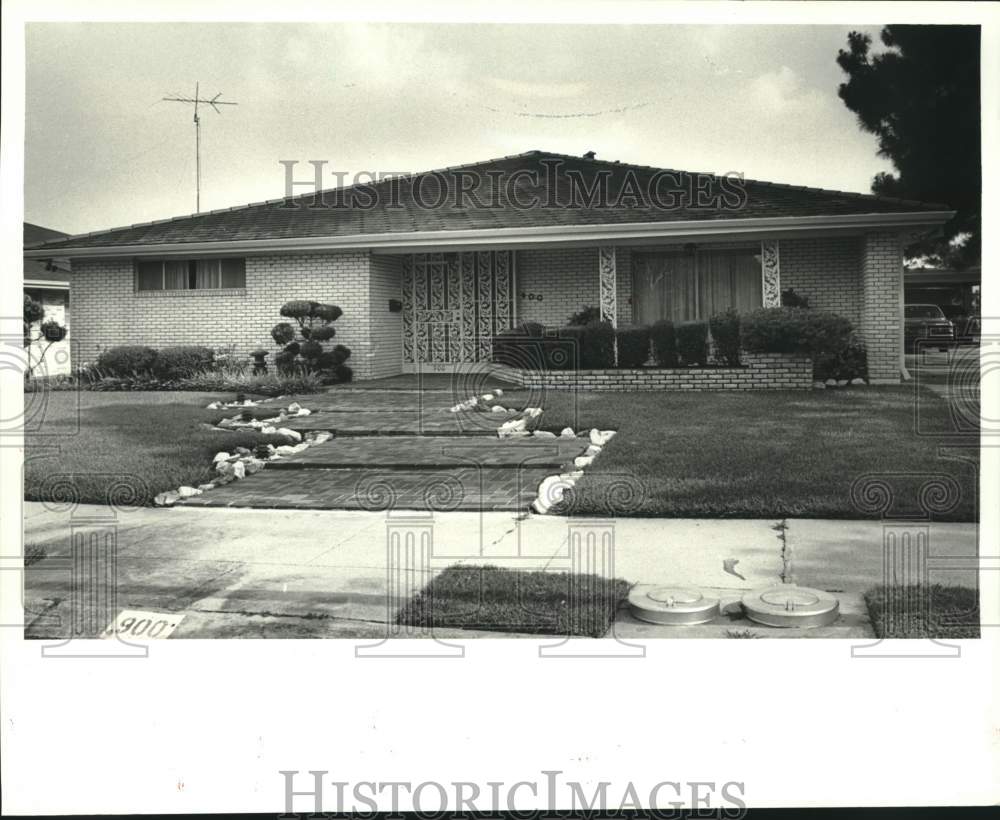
[24,150,953,383]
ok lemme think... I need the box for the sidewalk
[22,502,978,639]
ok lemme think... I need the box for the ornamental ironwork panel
[761,239,781,307]
[404,250,513,365]
[402,256,414,362]
[598,246,618,326]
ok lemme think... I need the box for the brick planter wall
[492,352,813,391]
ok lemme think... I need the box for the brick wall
[69,251,396,380]
[493,352,813,391]
[780,236,862,325]
[515,247,632,326]
[368,255,404,378]
[860,231,904,383]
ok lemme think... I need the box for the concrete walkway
[22,502,978,640]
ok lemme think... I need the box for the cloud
[749,65,827,113]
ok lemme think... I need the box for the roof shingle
[29,150,949,252]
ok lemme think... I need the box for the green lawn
[864,584,980,638]
[397,565,631,637]
[25,391,292,505]
[497,385,978,520]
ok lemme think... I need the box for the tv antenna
[162,83,238,212]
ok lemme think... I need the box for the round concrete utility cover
[742,585,840,628]
[628,586,720,625]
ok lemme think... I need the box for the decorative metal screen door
[402,251,514,370]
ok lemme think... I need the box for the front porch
[380,231,905,382]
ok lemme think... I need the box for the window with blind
[631,247,762,324]
[135,258,246,291]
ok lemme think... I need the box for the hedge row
[491,307,867,379]
[96,345,214,379]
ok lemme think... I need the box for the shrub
[493,325,569,369]
[567,305,601,326]
[152,345,214,379]
[555,325,585,370]
[741,307,853,356]
[675,321,709,366]
[492,327,528,367]
[581,321,615,368]
[814,336,868,381]
[709,309,741,367]
[615,325,651,368]
[781,288,811,308]
[97,345,158,376]
[649,320,678,367]
[271,299,350,382]
[271,322,296,345]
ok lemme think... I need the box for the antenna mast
[162,83,239,212]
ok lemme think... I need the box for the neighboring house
[24,150,954,383]
[23,222,72,376]
[904,265,981,319]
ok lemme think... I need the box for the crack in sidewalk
[773,518,792,584]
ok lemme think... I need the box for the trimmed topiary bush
[650,319,678,367]
[152,346,214,379]
[615,325,651,368]
[581,320,615,368]
[97,345,158,376]
[709,309,741,367]
[676,321,709,367]
[271,300,350,382]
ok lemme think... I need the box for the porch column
[598,246,618,366]
[598,246,618,326]
[861,232,904,384]
[760,239,781,307]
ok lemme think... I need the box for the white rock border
[155,401,331,506]
[531,429,616,515]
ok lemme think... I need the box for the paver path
[267,436,587,469]
[278,409,517,436]
[176,465,550,511]
[183,388,577,511]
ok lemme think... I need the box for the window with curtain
[631,247,762,323]
[135,258,246,291]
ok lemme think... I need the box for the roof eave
[24,210,955,259]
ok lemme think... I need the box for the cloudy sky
[24,22,892,235]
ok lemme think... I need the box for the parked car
[904,303,955,352]
[953,313,981,346]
